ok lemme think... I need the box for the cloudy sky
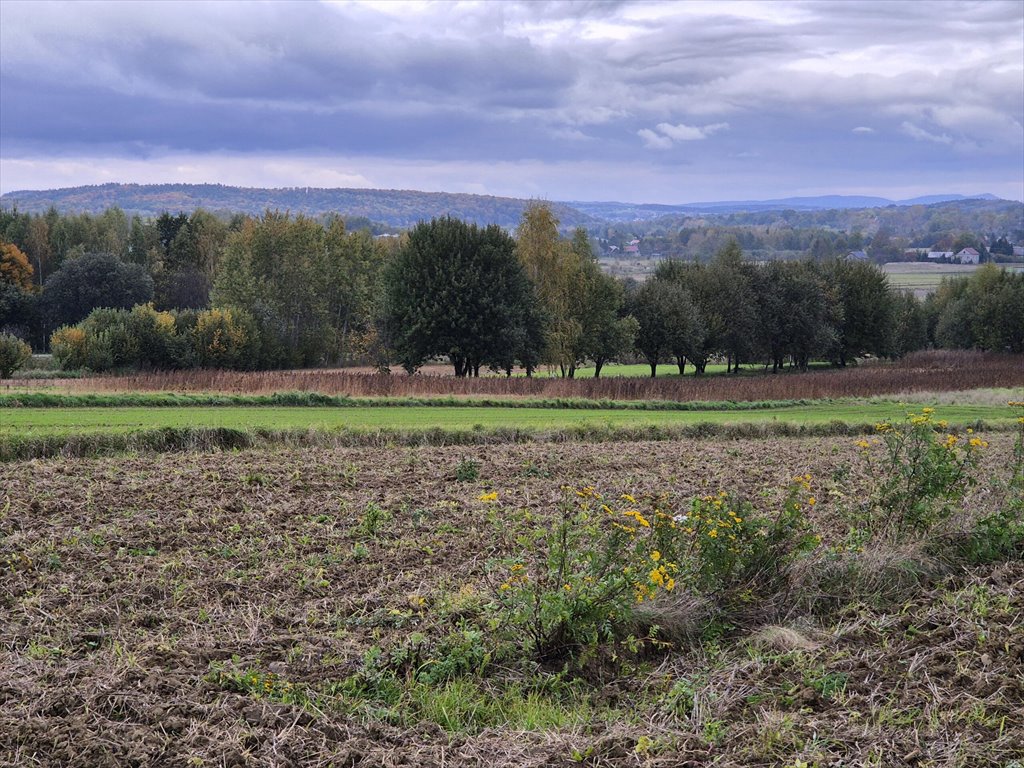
[1,0,1022,202]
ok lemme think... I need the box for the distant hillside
[0,183,597,230]
[2,184,1018,237]
[568,193,1007,222]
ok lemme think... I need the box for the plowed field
[2,436,1021,767]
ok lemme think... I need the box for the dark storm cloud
[1,0,1021,200]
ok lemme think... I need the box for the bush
[0,332,31,378]
[50,326,89,370]
[489,481,819,662]
[852,408,985,541]
[190,307,261,369]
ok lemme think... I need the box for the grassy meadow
[1,399,1019,440]
[882,261,1024,297]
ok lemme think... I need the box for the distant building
[1013,245,1024,258]
[956,247,980,264]
[846,250,869,261]
[927,251,953,260]
[624,244,640,254]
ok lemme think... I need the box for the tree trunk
[593,359,604,379]
[649,361,658,378]
[676,356,686,376]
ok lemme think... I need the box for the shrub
[489,482,819,662]
[852,408,986,541]
[50,326,89,370]
[454,458,480,482]
[190,307,261,369]
[0,332,31,378]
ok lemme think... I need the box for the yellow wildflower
[650,550,662,562]
[478,491,498,502]
[808,497,816,506]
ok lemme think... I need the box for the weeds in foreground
[488,480,819,662]
[854,408,985,540]
[480,407,1021,670]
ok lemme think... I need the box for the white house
[956,247,980,264]
[927,251,953,260]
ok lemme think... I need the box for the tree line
[1,203,1021,378]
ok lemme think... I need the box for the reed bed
[8,350,1023,402]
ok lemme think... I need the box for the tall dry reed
[10,350,1024,402]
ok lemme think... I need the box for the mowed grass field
[882,261,1024,297]
[2,400,1018,438]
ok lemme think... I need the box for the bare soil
[1,436,1020,767]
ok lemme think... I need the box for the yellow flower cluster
[623,509,651,528]
[499,562,528,592]
[681,492,745,552]
[478,491,499,502]
[1010,401,1024,424]
[636,556,678,602]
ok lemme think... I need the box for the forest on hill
[1,185,1021,267]
[0,183,597,231]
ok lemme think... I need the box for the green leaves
[384,217,543,376]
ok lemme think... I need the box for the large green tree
[823,258,895,365]
[384,217,544,376]
[42,252,153,331]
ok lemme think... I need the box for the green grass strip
[0,391,831,412]
[0,421,981,462]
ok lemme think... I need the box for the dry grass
[8,350,1023,403]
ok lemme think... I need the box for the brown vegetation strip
[12,350,1024,401]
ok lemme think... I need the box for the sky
[1,0,1022,203]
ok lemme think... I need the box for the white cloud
[900,121,953,145]
[852,126,875,133]
[638,122,730,149]
[656,122,730,141]
[637,128,674,150]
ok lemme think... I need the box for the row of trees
[0,209,391,368]
[1,203,1021,377]
[628,245,921,377]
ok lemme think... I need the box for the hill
[0,183,597,230]
[567,193,1009,222]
